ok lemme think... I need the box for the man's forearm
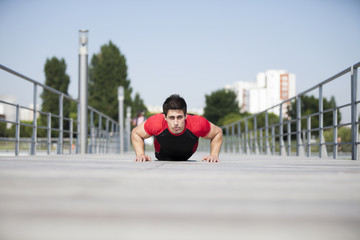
[210,131,223,156]
[131,131,145,156]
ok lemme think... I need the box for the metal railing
[220,61,360,160]
[0,64,125,156]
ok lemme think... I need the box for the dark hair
[163,94,187,116]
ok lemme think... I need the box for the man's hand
[202,155,219,163]
[135,154,152,162]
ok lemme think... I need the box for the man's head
[163,94,187,117]
[163,94,187,134]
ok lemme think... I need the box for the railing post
[351,65,358,160]
[265,111,269,155]
[89,110,94,153]
[15,104,20,156]
[319,85,324,158]
[245,119,249,154]
[106,118,110,153]
[237,122,241,153]
[79,30,89,154]
[259,128,263,154]
[98,115,102,153]
[69,118,73,154]
[57,94,64,154]
[307,116,311,157]
[271,126,275,155]
[226,126,229,153]
[231,124,235,153]
[47,113,51,155]
[296,96,302,156]
[287,121,291,156]
[333,109,338,159]
[254,115,259,154]
[30,83,37,155]
[279,104,284,156]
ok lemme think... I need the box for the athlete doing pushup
[131,94,223,162]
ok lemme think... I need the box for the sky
[0,0,359,120]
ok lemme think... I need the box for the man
[131,94,223,162]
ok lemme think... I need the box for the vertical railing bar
[296,96,301,156]
[57,94,64,154]
[333,109,338,159]
[319,85,323,158]
[47,113,51,155]
[307,116,311,157]
[106,118,109,154]
[30,83,37,155]
[225,126,229,153]
[279,104,283,156]
[265,111,269,155]
[15,104,20,156]
[287,121,291,156]
[351,65,358,160]
[259,128,263,154]
[69,118,73,154]
[90,110,94,153]
[245,119,249,154]
[98,115,102,154]
[271,126,275,155]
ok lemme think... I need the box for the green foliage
[132,93,148,118]
[288,95,341,135]
[40,57,71,136]
[0,121,12,137]
[203,89,240,125]
[89,41,133,123]
[324,127,351,152]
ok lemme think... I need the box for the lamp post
[126,106,131,152]
[79,30,88,154]
[118,86,124,154]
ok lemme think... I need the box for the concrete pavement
[0,152,360,240]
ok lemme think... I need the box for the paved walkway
[0,152,360,240]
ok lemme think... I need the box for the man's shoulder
[186,114,211,137]
[144,113,166,135]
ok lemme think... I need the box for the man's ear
[163,113,166,120]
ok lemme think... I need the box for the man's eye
[177,116,183,120]
[169,117,175,120]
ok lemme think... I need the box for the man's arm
[202,123,223,162]
[131,122,152,162]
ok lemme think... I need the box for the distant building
[225,70,296,117]
[0,96,40,128]
[0,96,17,128]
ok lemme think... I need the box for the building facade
[225,70,296,117]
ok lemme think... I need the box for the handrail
[0,64,123,156]
[219,62,360,160]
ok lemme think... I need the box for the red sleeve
[144,113,166,136]
[186,115,211,137]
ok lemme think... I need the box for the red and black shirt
[144,114,211,160]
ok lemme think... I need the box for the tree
[40,57,70,136]
[203,89,240,125]
[288,95,341,135]
[132,92,148,118]
[89,41,133,123]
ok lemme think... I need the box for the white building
[225,70,296,117]
[0,96,40,128]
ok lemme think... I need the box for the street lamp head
[79,30,88,46]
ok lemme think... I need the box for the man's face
[164,109,186,134]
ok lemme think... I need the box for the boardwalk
[0,153,360,240]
